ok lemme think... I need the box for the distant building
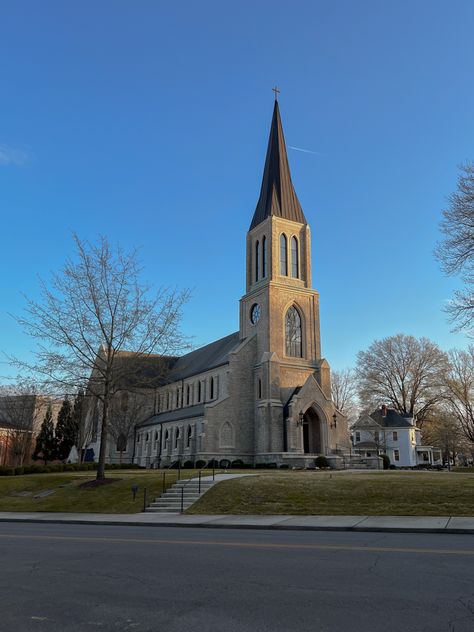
[0,394,61,467]
[84,99,350,469]
[352,405,442,467]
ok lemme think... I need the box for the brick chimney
[381,404,387,417]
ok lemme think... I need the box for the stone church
[86,99,349,468]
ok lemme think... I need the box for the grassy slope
[187,471,474,516]
[0,470,185,513]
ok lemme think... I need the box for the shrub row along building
[84,99,350,468]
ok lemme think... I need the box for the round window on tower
[250,303,261,325]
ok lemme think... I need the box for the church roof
[249,100,307,230]
[138,403,206,428]
[169,331,241,381]
[112,331,242,390]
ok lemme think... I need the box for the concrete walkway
[1,511,474,533]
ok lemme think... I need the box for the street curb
[1,516,474,535]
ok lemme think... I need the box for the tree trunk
[96,394,109,480]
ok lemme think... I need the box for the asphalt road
[0,523,473,632]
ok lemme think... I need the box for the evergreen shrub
[315,456,329,469]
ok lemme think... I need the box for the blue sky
[1,0,473,378]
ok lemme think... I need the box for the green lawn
[3,469,474,516]
[187,470,474,516]
[0,470,189,513]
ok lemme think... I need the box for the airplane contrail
[289,145,322,156]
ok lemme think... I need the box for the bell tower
[239,98,327,398]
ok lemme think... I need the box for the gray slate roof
[370,408,415,428]
[168,331,241,382]
[138,404,205,428]
[113,331,242,390]
[249,100,307,230]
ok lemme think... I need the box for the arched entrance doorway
[302,407,322,454]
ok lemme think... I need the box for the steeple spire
[249,100,306,230]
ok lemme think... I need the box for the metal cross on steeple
[272,86,280,101]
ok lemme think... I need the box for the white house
[352,405,442,467]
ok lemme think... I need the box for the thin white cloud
[0,144,29,166]
[289,145,323,156]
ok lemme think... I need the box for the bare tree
[436,162,474,331]
[356,334,448,425]
[331,368,358,423]
[422,405,471,467]
[11,235,189,479]
[443,347,474,444]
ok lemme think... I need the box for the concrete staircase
[145,477,216,513]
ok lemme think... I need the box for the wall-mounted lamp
[297,410,305,427]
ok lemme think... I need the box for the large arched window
[116,433,127,452]
[262,236,267,278]
[280,234,288,275]
[291,236,299,278]
[255,240,260,281]
[285,306,303,357]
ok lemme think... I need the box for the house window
[280,234,288,275]
[258,379,262,399]
[164,430,169,449]
[210,377,215,399]
[394,449,400,462]
[167,392,170,409]
[285,306,302,357]
[174,428,180,449]
[186,384,191,406]
[145,433,149,443]
[198,381,202,402]
[291,236,299,278]
[355,431,360,442]
[393,431,398,441]
[255,240,260,281]
[262,236,267,277]
[154,431,159,444]
[176,389,180,408]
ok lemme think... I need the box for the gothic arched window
[187,425,192,448]
[220,421,234,448]
[291,236,299,278]
[285,306,303,357]
[262,236,267,278]
[255,240,260,281]
[280,234,288,275]
[116,433,127,452]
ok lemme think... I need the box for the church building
[86,98,349,468]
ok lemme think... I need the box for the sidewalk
[1,511,474,533]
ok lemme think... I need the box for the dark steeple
[249,100,307,230]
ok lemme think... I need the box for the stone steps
[145,477,216,513]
